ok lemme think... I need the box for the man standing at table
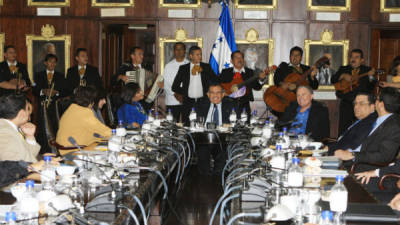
[163,42,189,122]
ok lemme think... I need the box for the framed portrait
[159,0,201,8]
[91,0,134,7]
[236,28,274,87]
[0,33,4,61]
[234,0,277,9]
[381,0,400,12]
[304,29,349,90]
[27,0,70,7]
[0,0,3,6]
[307,0,350,11]
[159,28,202,75]
[26,24,71,82]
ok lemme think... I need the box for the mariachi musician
[219,50,268,119]
[265,46,319,118]
[331,49,376,136]
[0,45,31,96]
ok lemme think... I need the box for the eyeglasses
[353,102,371,106]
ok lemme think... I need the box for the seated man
[0,94,40,162]
[56,86,111,148]
[196,83,235,176]
[279,85,330,141]
[335,87,400,173]
[328,93,377,155]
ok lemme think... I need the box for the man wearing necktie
[0,45,31,96]
[196,83,236,176]
[65,48,102,96]
[219,50,268,121]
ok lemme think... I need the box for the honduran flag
[209,0,237,76]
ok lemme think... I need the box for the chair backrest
[106,93,117,127]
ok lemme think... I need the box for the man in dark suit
[172,46,217,126]
[331,49,376,136]
[65,48,102,96]
[219,50,267,120]
[279,85,330,142]
[0,45,31,96]
[196,83,235,175]
[335,87,400,174]
[328,93,377,156]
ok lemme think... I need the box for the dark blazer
[280,100,330,141]
[65,64,102,95]
[331,65,376,103]
[0,61,31,95]
[273,62,319,90]
[219,67,262,102]
[328,112,377,155]
[172,62,217,99]
[196,97,236,125]
[33,70,67,98]
[353,114,400,173]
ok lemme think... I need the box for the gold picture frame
[0,33,4,61]
[307,0,350,12]
[91,0,134,7]
[236,28,275,88]
[304,29,349,90]
[234,0,277,9]
[159,0,201,8]
[26,24,71,82]
[380,0,400,12]
[27,0,70,7]
[0,0,3,6]
[159,28,203,75]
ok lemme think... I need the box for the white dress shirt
[40,70,55,96]
[163,58,189,106]
[188,63,203,99]
[206,103,223,126]
[78,65,87,79]
[7,60,17,67]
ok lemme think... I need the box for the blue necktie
[213,104,219,125]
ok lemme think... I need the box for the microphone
[290,123,303,129]
[93,133,106,139]
[275,119,297,129]
[68,136,83,151]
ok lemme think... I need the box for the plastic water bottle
[268,116,275,129]
[270,145,285,171]
[20,181,39,225]
[41,156,56,191]
[5,212,16,225]
[282,127,291,145]
[153,111,161,126]
[276,132,288,149]
[116,120,127,139]
[320,211,334,225]
[166,109,173,122]
[240,109,248,123]
[148,109,154,122]
[288,158,303,187]
[250,110,258,125]
[229,109,237,125]
[189,108,197,129]
[108,129,120,151]
[262,120,272,139]
[330,175,348,225]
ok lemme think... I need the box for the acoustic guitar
[221,65,277,98]
[263,56,329,113]
[334,68,384,94]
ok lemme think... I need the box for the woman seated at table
[380,56,400,89]
[117,82,147,128]
[56,86,112,147]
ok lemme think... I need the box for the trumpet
[44,81,55,109]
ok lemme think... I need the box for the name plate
[37,8,61,16]
[314,91,336,100]
[168,9,193,18]
[100,8,125,17]
[243,10,267,19]
[316,12,341,21]
[389,14,400,22]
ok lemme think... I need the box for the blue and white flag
[209,1,237,76]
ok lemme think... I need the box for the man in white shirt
[0,94,40,162]
[163,42,189,122]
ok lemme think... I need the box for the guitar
[334,68,383,94]
[221,65,277,98]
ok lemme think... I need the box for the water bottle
[288,158,303,187]
[147,109,154,122]
[268,116,275,129]
[330,175,348,225]
[189,108,197,129]
[270,145,285,171]
[108,129,120,151]
[116,120,127,139]
[262,120,272,139]
[153,111,161,126]
[240,109,248,123]
[20,180,39,225]
[320,211,334,225]
[166,109,173,122]
[276,132,288,149]
[282,127,291,145]
[250,110,258,125]
[229,109,237,125]
[5,212,16,225]
[41,156,56,191]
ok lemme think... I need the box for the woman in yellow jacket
[56,86,111,147]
